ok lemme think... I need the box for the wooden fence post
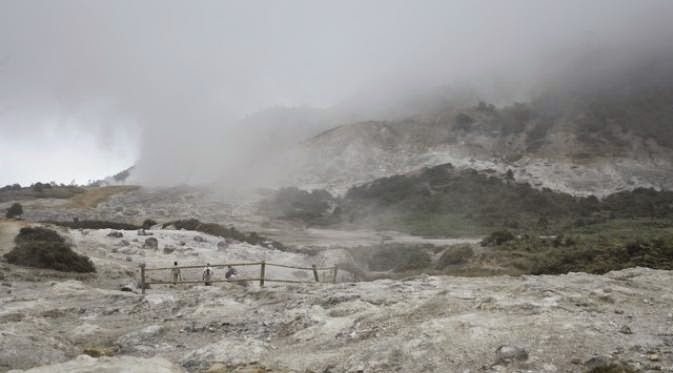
[312,264,319,282]
[260,261,266,287]
[140,263,146,295]
[332,265,338,283]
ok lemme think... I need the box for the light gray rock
[8,354,182,373]
[495,345,528,364]
[116,325,165,353]
[180,337,269,371]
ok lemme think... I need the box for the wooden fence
[139,261,339,294]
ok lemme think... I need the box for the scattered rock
[9,354,182,373]
[495,345,528,364]
[126,256,133,262]
[163,245,176,254]
[181,337,269,371]
[119,239,130,246]
[107,231,123,238]
[619,325,633,334]
[193,235,206,243]
[217,241,228,250]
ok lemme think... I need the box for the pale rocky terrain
[2,218,673,372]
[276,118,673,197]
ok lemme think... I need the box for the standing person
[171,261,183,285]
[202,263,213,286]
[225,265,237,281]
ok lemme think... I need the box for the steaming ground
[1,188,673,372]
[2,220,673,372]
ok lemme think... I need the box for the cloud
[0,0,672,185]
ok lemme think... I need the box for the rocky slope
[275,84,673,197]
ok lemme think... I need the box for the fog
[1,0,672,186]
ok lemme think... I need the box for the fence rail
[139,261,339,294]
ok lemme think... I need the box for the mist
[1,0,673,187]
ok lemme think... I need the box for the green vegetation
[5,202,23,219]
[368,244,433,272]
[45,220,142,230]
[436,245,474,268]
[259,187,335,225]
[0,184,85,202]
[331,163,673,237]
[4,227,96,273]
[585,362,637,373]
[481,230,516,246]
[142,219,157,229]
[164,219,288,251]
[482,219,673,275]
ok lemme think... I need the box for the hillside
[279,84,673,196]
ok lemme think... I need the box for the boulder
[495,345,528,364]
[107,231,123,238]
[193,235,207,243]
[143,237,159,250]
[163,246,176,254]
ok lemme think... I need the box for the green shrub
[436,245,474,268]
[4,227,95,273]
[261,187,335,224]
[44,220,141,230]
[5,202,23,219]
[481,230,516,246]
[142,219,157,229]
[14,226,64,244]
[369,245,432,272]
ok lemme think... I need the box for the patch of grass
[164,219,289,251]
[67,186,139,208]
[3,227,95,273]
[45,220,142,230]
[488,226,673,275]
[0,185,85,202]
